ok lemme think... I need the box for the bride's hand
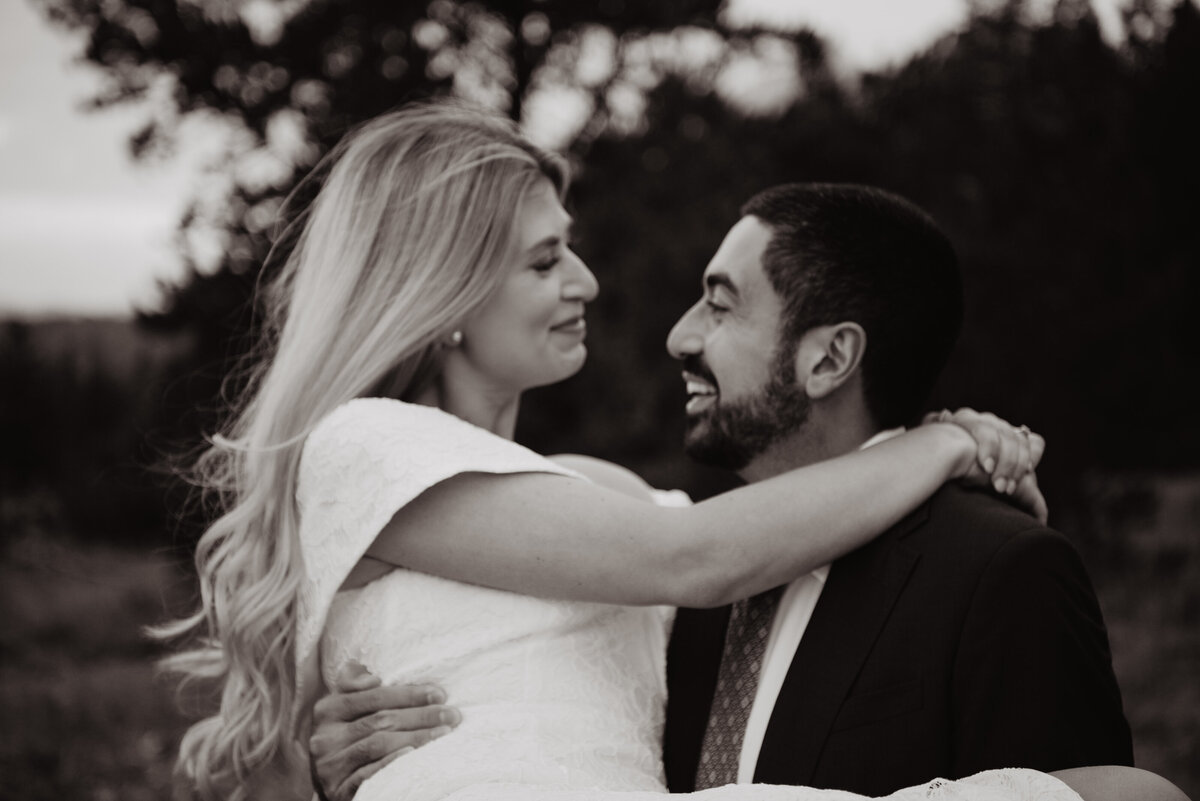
[924,408,1049,524]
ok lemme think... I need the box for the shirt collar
[861,427,906,450]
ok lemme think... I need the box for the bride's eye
[532,256,560,273]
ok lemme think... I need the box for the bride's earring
[447,330,463,347]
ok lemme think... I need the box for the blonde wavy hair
[157,101,567,800]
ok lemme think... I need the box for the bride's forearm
[675,423,974,606]
[368,425,975,608]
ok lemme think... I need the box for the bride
[161,103,1178,801]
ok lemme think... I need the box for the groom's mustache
[681,355,718,390]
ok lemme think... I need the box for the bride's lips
[550,316,586,337]
[682,370,718,415]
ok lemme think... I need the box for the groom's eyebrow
[704,272,739,297]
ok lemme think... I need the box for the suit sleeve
[950,527,1133,774]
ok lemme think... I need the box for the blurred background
[1,0,1197,798]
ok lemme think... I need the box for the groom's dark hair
[742,183,962,430]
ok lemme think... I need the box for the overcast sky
[0,0,1127,318]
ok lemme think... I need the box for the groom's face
[666,216,810,472]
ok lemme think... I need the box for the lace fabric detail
[297,399,1082,801]
[436,769,1081,801]
[294,398,581,727]
[331,571,674,801]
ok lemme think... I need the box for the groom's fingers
[317,683,446,724]
[319,728,453,801]
[310,677,458,801]
[336,750,407,801]
[356,705,460,736]
[310,697,459,764]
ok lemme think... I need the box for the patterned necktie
[694,585,785,789]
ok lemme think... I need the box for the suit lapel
[753,506,928,785]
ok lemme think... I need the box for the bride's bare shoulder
[546,454,656,502]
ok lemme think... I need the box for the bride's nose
[563,250,599,303]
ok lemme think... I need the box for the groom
[308,184,1132,798]
[657,183,1131,793]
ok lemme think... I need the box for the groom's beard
[683,347,811,472]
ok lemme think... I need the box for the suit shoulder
[926,484,1056,536]
[910,484,1078,568]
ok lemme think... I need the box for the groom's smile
[682,358,719,415]
[667,216,811,473]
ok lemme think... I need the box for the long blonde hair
[158,102,566,800]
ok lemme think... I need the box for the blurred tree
[838,0,1200,490]
[12,5,1199,795]
[35,0,776,467]
[522,0,1200,504]
[29,0,1200,525]
[0,323,39,505]
[0,320,180,544]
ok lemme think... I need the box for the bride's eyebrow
[525,236,560,257]
[524,219,575,255]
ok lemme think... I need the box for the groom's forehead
[702,217,776,296]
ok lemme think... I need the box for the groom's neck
[738,406,880,484]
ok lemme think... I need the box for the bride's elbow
[654,537,743,609]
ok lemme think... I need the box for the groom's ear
[795,322,867,400]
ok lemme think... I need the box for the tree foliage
[22,0,1200,532]
[520,0,1200,504]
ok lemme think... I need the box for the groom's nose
[666,302,704,360]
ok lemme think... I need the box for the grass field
[1,480,1196,801]
[0,534,194,801]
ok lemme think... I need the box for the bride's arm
[341,455,663,592]
[1052,766,1190,801]
[366,421,1004,608]
[546,453,659,501]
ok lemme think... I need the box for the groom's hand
[309,662,460,801]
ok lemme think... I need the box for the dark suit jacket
[664,485,1133,796]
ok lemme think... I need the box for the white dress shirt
[735,428,905,782]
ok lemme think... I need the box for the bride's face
[453,179,598,393]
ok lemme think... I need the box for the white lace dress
[295,399,1081,801]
